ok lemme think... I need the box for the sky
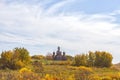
[0,0,120,63]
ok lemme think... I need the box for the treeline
[32,51,113,68]
[0,47,113,70]
[74,51,113,67]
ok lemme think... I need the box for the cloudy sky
[0,0,120,63]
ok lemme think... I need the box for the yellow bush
[74,66,93,80]
[19,67,31,73]
[78,66,93,72]
[67,66,93,72]
[50,61,71,65]
[44,74,54,80]
[101,76,112,80]
[68,74,75,80]
[110,73,120,80]
[89,75,101,80]
[14,60,25,69]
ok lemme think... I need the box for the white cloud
[45,0,74,15]
[0,1,120,63]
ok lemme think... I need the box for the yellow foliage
[78,66,93,72]
[19,67,31,73]
[101,76,112,80]
[89,75,101,80]
[1,50,13,61]
[68,74,75,80]
[43,74,60,80]
[44,74,54,80]
[14,60,25,69]
[67,66,93,72]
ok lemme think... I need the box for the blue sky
[0,0,120,63]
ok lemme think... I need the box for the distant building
[52,46,67,60]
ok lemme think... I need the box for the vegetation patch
[0,47,120,80]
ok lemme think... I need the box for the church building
[52,46,67,60]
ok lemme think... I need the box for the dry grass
[0,60,120,80]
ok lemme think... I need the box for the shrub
[89,74,101,80]
[50,61,71,65]
[0,70,41,80]
[0,50,13,69]
[94,51,113,68]
[19,67,31,73]
[31,55,45,60]
[13,47,31,64]
[73,51,113,68]
[74,66,93,80]
[66,55,74,61]
[73,54,88,66]
[0,47,31,70]
[101,76,111,80]
[32,61,43,73]
[13,60,25,69]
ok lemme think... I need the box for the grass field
[0,60,120,80]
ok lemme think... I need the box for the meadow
[0,47,120,80]
[0,60,120,80]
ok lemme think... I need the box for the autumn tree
[0,50,13,69]
[87,51,95,67]
[74,54,88,66]
[74,51,113,68]
[94,51,113,67]
[0,47,31,69]
[13,47,31,64]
